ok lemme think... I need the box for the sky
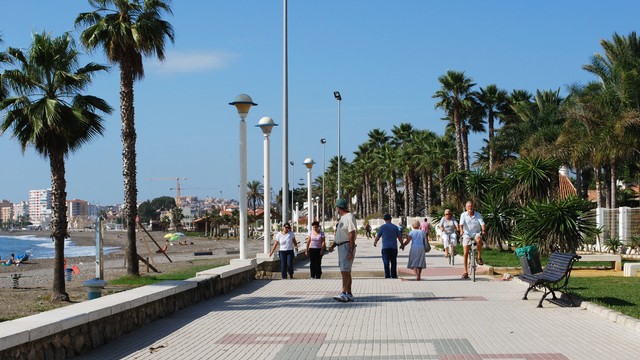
[1,0,639,206]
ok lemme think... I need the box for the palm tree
[1,32,111,301]
[247,179,263,231]
[476,84,508,172]
[392,123,418,215]
[76,0,174,276]
[1,35,10,102]
[433,70,476,170]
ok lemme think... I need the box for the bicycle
[467,240,477,282]
[445,236,456,265]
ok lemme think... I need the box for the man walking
[330,198,357,302]
[374,214,403,278]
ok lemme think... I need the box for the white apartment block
[29,189,52,227]
[13,201,28,220]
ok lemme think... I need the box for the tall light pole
[333,91,342,198]
[304,158,315,234]
[229,94,257,260]
[257,116,278,254]
[282,0,289,226]
[290,160,294,224]
[315,196,320,221]
[320,138,326,230]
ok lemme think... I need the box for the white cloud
[149,50,239,73]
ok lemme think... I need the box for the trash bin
[516,245,542,274]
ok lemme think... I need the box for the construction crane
[169,187,218,207]
[148,177,187,207]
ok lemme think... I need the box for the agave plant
[629,235,640,255]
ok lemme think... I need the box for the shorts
[442,232,457,247]
[462,232,482,246]
[337,242,355,272]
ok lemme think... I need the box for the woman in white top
[438,209,459,258]
[269,223,298,279]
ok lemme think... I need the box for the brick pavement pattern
[78,236,640,359]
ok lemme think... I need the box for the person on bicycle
[458,200,486,279]
[438,209,458,258]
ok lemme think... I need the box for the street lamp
[320,138,326,230]
[290,160,295,224]
[229,94,257,260]
[257,116,278,254]
[304,157,315,234]
[333,91,342,198]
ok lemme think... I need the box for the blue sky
[1,0,639,206]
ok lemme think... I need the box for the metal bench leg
[523,285,535,300]
[537,290,550,308]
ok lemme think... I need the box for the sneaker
[345,293,354,302]
[333,292,348,302]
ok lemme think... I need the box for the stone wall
[0,267,256,360]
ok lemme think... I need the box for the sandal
[461,273,469,279]
[477,258,484,265]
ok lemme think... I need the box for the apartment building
[28,189,52,228]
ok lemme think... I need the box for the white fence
[589,207,640,243]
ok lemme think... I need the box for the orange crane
[148,177,187,207]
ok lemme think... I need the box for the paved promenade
[78,236,639,359]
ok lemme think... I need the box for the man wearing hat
[374,214,403,278]
[329,198,357,302]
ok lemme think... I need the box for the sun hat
[335,198,348,209]
[383,213,392,220]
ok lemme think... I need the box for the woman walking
[305,221,326,279]
[269,223,298,279]
[401,220,428,281]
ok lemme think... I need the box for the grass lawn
[434,243,640,319]
[568,277,640,319]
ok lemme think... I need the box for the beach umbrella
[174,232,185,237]
[169,235,183,242]
[163,233,175,239]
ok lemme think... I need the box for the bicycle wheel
[470,248,476,282]
[449,243,455,265]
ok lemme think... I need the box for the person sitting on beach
[1,253,16,265]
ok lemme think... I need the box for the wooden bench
[518,252,581,308]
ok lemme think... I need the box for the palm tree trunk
[121,56,139,276]
[421,171,429,215]
[403,174,409,216]
[462,123,470,171]
[377,179,384,214]
[610,158,617,209]
[50,151,70,302]
[454,107,464,170]
[488,113,494,172]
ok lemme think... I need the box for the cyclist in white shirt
[458,201,486,279]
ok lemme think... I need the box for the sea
[0,234,120,260]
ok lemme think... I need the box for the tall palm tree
[476,84,508,172]
[367,129,390,213]
[247,179,263,230]
[433,70,476,170]
[76,0,174,276]
[1,32,111,301]
[392,123,418,215]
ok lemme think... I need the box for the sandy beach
[0,230,265,321]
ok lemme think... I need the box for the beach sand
[0,230,265,321]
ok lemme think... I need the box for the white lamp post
[229,94,257,260]
[333,91,342,198]
[315,196,320,221]
[320,138,326,230]
[304,158,315,234]
[257,116,278,254]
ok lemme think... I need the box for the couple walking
[374,214,429,281]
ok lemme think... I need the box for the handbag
[424,236,431,253]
